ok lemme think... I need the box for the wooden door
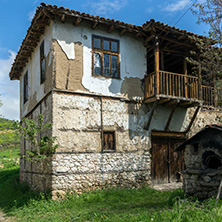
[151,137,185,184]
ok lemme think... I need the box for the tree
[192,0,222,45]
[18,114,58,161]
[189,1,222,86]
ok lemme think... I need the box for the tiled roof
[176,125,222,151]
[9,2,206,80]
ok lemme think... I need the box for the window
[40,41,45,84]
[92,35,120,78]
[23,71,28,104]
[103,131,115,151]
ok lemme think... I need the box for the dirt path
[152,182,183,191]
[0,211,13,222]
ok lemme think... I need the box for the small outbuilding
[176,125,222,199]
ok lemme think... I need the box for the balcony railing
[145,70,199,100]
[144,70,221,108]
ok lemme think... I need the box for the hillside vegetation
[1,118,222,221]
[0,118,19,155]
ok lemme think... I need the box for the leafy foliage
[187,36,222,86]
[192,0,222,45]
[18,114,58,161]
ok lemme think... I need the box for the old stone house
[9,3,222,196]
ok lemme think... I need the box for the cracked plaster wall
[20,22,53,119]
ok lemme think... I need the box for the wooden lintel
[74,17,82,26]
[151,130,186,138]
[92,21,98,29]
[144,100,158,130]
[120,29,127,36]
[108,25,115,33]
[164,103,178,131]
[42,8,54,20]
[61,14,66,23]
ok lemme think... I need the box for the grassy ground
[1,149,222,221]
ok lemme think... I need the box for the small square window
[103,131,115,152]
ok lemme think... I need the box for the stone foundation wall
[51,92,151,194]
[183,169,222,199]
[51,151,151,193]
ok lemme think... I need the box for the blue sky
[0,0,208,120]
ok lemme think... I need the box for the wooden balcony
[144,70,201,107]
[144,70,222,108]
[202,86,222,108]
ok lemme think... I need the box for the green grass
[1,149,222,221]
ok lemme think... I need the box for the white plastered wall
[52,20,147,97]
[20,22,53,119]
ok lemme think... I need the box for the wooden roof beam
[61,14,66,23]
[92,21,98,29]
[160,36,192,48]
[108,25,115,33]
[42,8,54,20]
[120,29,127,36]
[74,17,82,26]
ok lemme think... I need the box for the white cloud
[83,0,127,16]
[28,9,36,21]
[164,0,192,12]
[0,51,19,120]
[146,7,154,14]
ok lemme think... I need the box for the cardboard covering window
[103,131,115,151]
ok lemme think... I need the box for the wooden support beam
[158,98,170,104]
[92,21,98,29]
[144,101,158,130]
[42,8,54,20]
[160,36,192,48]
[164,103,178,131]
[74,17,82,26]
[184,106,200,133]
[120,29,127,36]
[108,25,115,33]
[61,14,66,23]
[153,35,159,95]
[31,29,44,35]
[164,99,180,107]
[160,51,164,70]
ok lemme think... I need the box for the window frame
[23,71,28,104]
[102,131,116,152]
[92,35,120,79]
[40,40,46,84]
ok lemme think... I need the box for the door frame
[151,130,187,183]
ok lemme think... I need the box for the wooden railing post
[198,66,202,100]
[183,59,188,98]
[153,35,159,95]
[214,77,218,107]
